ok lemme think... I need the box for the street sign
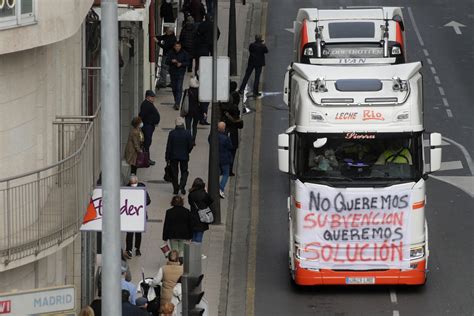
[198,56,230,102]
[80,187,147,232]
[0,286,75,315]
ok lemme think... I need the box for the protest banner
[295,180,411,270]
[80,187,146,232]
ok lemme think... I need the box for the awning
[92,6,145,21]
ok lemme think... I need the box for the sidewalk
[124,3,250,316]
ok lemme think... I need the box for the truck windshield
[295,132,423,184]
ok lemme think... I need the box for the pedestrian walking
[179,16,197,72]
[139,90,161,165]
[188,0,206,23]
[155,28,177,88]
[151,250,183,307]
[221,82,243,176]
[194,14,220,74]
[167,42,190,109]
[165,117,194,194]
[121,265,137,305]
[199,102,210,125]
[136,297,151,315]
[124,116,144,175]
[124,174,151,258]
[238,34,268,96]
[162,195,193,259]
[185,77,201,141]
[122,290,148,316]
[160,0,175,23]
[188,178,213,246]
[216,121,233,198]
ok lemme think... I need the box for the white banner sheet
[80,188,146,232]
[295,180,411,270]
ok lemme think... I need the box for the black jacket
[195,20,220,56]
[188,188,213,232]
[162,206,193,240]
[122,301,149,316]
[179,23,197,54]
[160,2,175,23]
[165,127,194,161]
[156,33,177,55]
[139,99,160,126]
[248,40,268,67]
[186,87,201,119]
[167,49,190,76]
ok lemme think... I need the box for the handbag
[180,89,189,117]
[136,151,150,168]
[163,163,173,182]
[193,201,214,224]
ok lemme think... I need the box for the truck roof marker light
[395,20,404,51]
[412,200,425,210]
[300,19,309,55]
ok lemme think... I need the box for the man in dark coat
[167,42,190,109]
[217,121,234,198]
[155,28,177,88]
[185,77,202,141]
[166,117,194,194]
[189,0,206,23]
[179,16,197,72]
[160,0,175,23]
[139,90,160,164]
[238,34,269,96]
[122,290,148,316]
[194,14,220,74]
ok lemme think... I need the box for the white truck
[278,62,442,285]
[294,7,406,65]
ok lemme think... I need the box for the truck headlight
[391,46,402,55]
[304,47,314,56]
[410,246,425,260]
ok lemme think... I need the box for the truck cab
[278,62,442,285]
[294,7,406,65]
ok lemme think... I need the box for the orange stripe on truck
[396,22,404,51]
[300,19,309,55]
[412,200,425,210]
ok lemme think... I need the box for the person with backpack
[188,178,213,248]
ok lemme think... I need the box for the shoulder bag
[193,201,214,224]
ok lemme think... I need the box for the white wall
[0,27,83,179]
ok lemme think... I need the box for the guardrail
[0,106,101,269]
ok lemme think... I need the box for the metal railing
[0,106,101,269]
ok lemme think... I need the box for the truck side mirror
[283,68,290,106]
[278,133,290,173]
[429,133,442,172]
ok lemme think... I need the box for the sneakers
[149,159,156,166]
[199,120,210,125]
[135,249,142,257]
[173,104,179,110]
[219,190,225,199]
[201,254,207,260]
[124,250,132,259]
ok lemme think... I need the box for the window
[328,22,375,39]
[0,0,36,29]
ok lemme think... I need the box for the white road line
[430,66,437,74]
[443,136,474,175]
[438,86,445,96]
[446,109,453,118]
[425,161,464,172]
[426,58,433,65]
[408,7,425,46]
[423,49,429,57]
[442,97,449,107]
[390,289,398,304]
[434,76,441,84]
[393,310,400,316]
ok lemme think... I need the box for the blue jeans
[220,164,230,192]
[170,73,185,106]
[192,231,204,243]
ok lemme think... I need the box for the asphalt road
[252,1,474,315]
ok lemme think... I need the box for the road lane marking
[434,76,441,84]
[408,7,425,46]
[443,136,474,175]
[423,49,429,57]
[430,66,437,75]
[442,97,449,107]
[426,58,433,65]
[393,311,400,316]
[446,109,453,118]
[425,160,463,172]
[390,289,398,304]
[431,176,474,197]
[438,86,445,96]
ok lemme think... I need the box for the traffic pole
[228,0,237,76]
[208,0,221,224]
[100,1,122,315]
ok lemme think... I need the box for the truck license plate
[345,277,375,284]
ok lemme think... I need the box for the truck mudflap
[293,259,426,285]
